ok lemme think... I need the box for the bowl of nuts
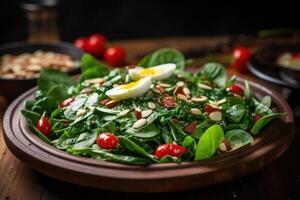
[0,42,83,101]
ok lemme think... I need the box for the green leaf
[21,109,41,125]
[80,54,109,81]
[137,54,152,67]
[159,155,181,163]
[47,85,69,103]
[126,123,160,138]
[251,113,287,135]
[38,68,76,94]
[70,148,152,165]
[55,133,77,149]
[118,136,158,162]
[244,80,251,99]
[195,124,224,160]
[261,96,271,108]
[225,129,253,149]
[226,104,246,123]
[72,132,97,149]
[148,48,185,70]
[200,62,227,87]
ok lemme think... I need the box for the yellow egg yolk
[122,80,140,90]
[139,68,161,76]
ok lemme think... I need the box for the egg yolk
[122,80,140,90]
[139,68,161,76]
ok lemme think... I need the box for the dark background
[1,1,300,43]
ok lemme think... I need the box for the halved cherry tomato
[74,37,89,52]
[37,116,52,136]
[97,132,119,149]
[104,46,126,66]
[231,47,251,72]
[87,33,106,57]
[227,85,244,96]
[60,97,75,108]
[155,144,188,160]
[253,113,262,122]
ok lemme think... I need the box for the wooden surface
[1,36,300,199]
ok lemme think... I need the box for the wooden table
[1,36,300,200]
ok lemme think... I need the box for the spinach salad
[21,48,286,165]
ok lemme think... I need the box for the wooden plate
[3,78,294,192]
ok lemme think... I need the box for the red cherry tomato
[37,116,52,136]
[74,37,89,52]
[96,132,119,149]
[227,85,244,96]
[87,33,106,57]
[155,144,188,160]
[60,97,75,108]
[104,46,126,66]
[231,47,251,71]
[253,113,262,122]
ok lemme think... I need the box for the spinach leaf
[118,136,158,162]
[47,85,69,103]
[55,133,77,149]
[200,63,227,87]
[21,109,41,125]
[195,124,224,160]
[80,54,109,81]
[148,48,185,70]
[137,54,152,67]
[226,104,245,123]
[251,113,287,135]
[261,96,271,108]
[252,97,272,115]
[96,107,119,115]
[72,132,97,149]
[126,123,160,138]
[38,68,76,94]
[70,148,152,165]
[225,129,253,149]
[161,126,173,143]
[159,155,181,163]
[32,97,57,115]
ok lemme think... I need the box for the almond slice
[118,109,131,117]
[190,108,201,115]
[141,109,153,118]
[191,96,207,102]
[209,111,222,121]
[147,101,156,109]
[176,81,185,87]
[198,83,212,90]
[133,118,147,129]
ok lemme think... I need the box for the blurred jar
[21,0,59,43]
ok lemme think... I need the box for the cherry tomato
[96,132,119,149]
[253,113,262,122]
[231,47,251,71]
[227,85,244,96]
[155,144,188,160]
[60,97,75,108]
[291,52,300,59]
[104,46,126,66]
[87,33,106,57]
[37,116,52,136]
[74,37,89,52]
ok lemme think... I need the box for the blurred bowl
[0,42,84,101]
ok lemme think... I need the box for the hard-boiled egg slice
[128,63,176,81]
[105,77,151,100]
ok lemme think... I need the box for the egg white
[105,77,152,100]
[128,63,176,81]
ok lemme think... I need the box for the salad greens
[21,48,286,165]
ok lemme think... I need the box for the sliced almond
[141,109,153,118]
[155,85,165,94]
[105,100,119,108]
[198,83,212,90]
[183,87,191,95]
[219,143,227,152]
[100,99,110,105]
[84,78,104,85]
[80,88,92,94]
[176,81,185,87]
[173,86,184,95]
[158,82,171,88]
[177,93,188,101]
[147,101,156,109]
[191,96,207,102]
[190,108,201,115]
[76,109,87,116]
[216,98,227,105]
[209,111,222,121]
[118,109,131,116]
[133,118,147,129]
